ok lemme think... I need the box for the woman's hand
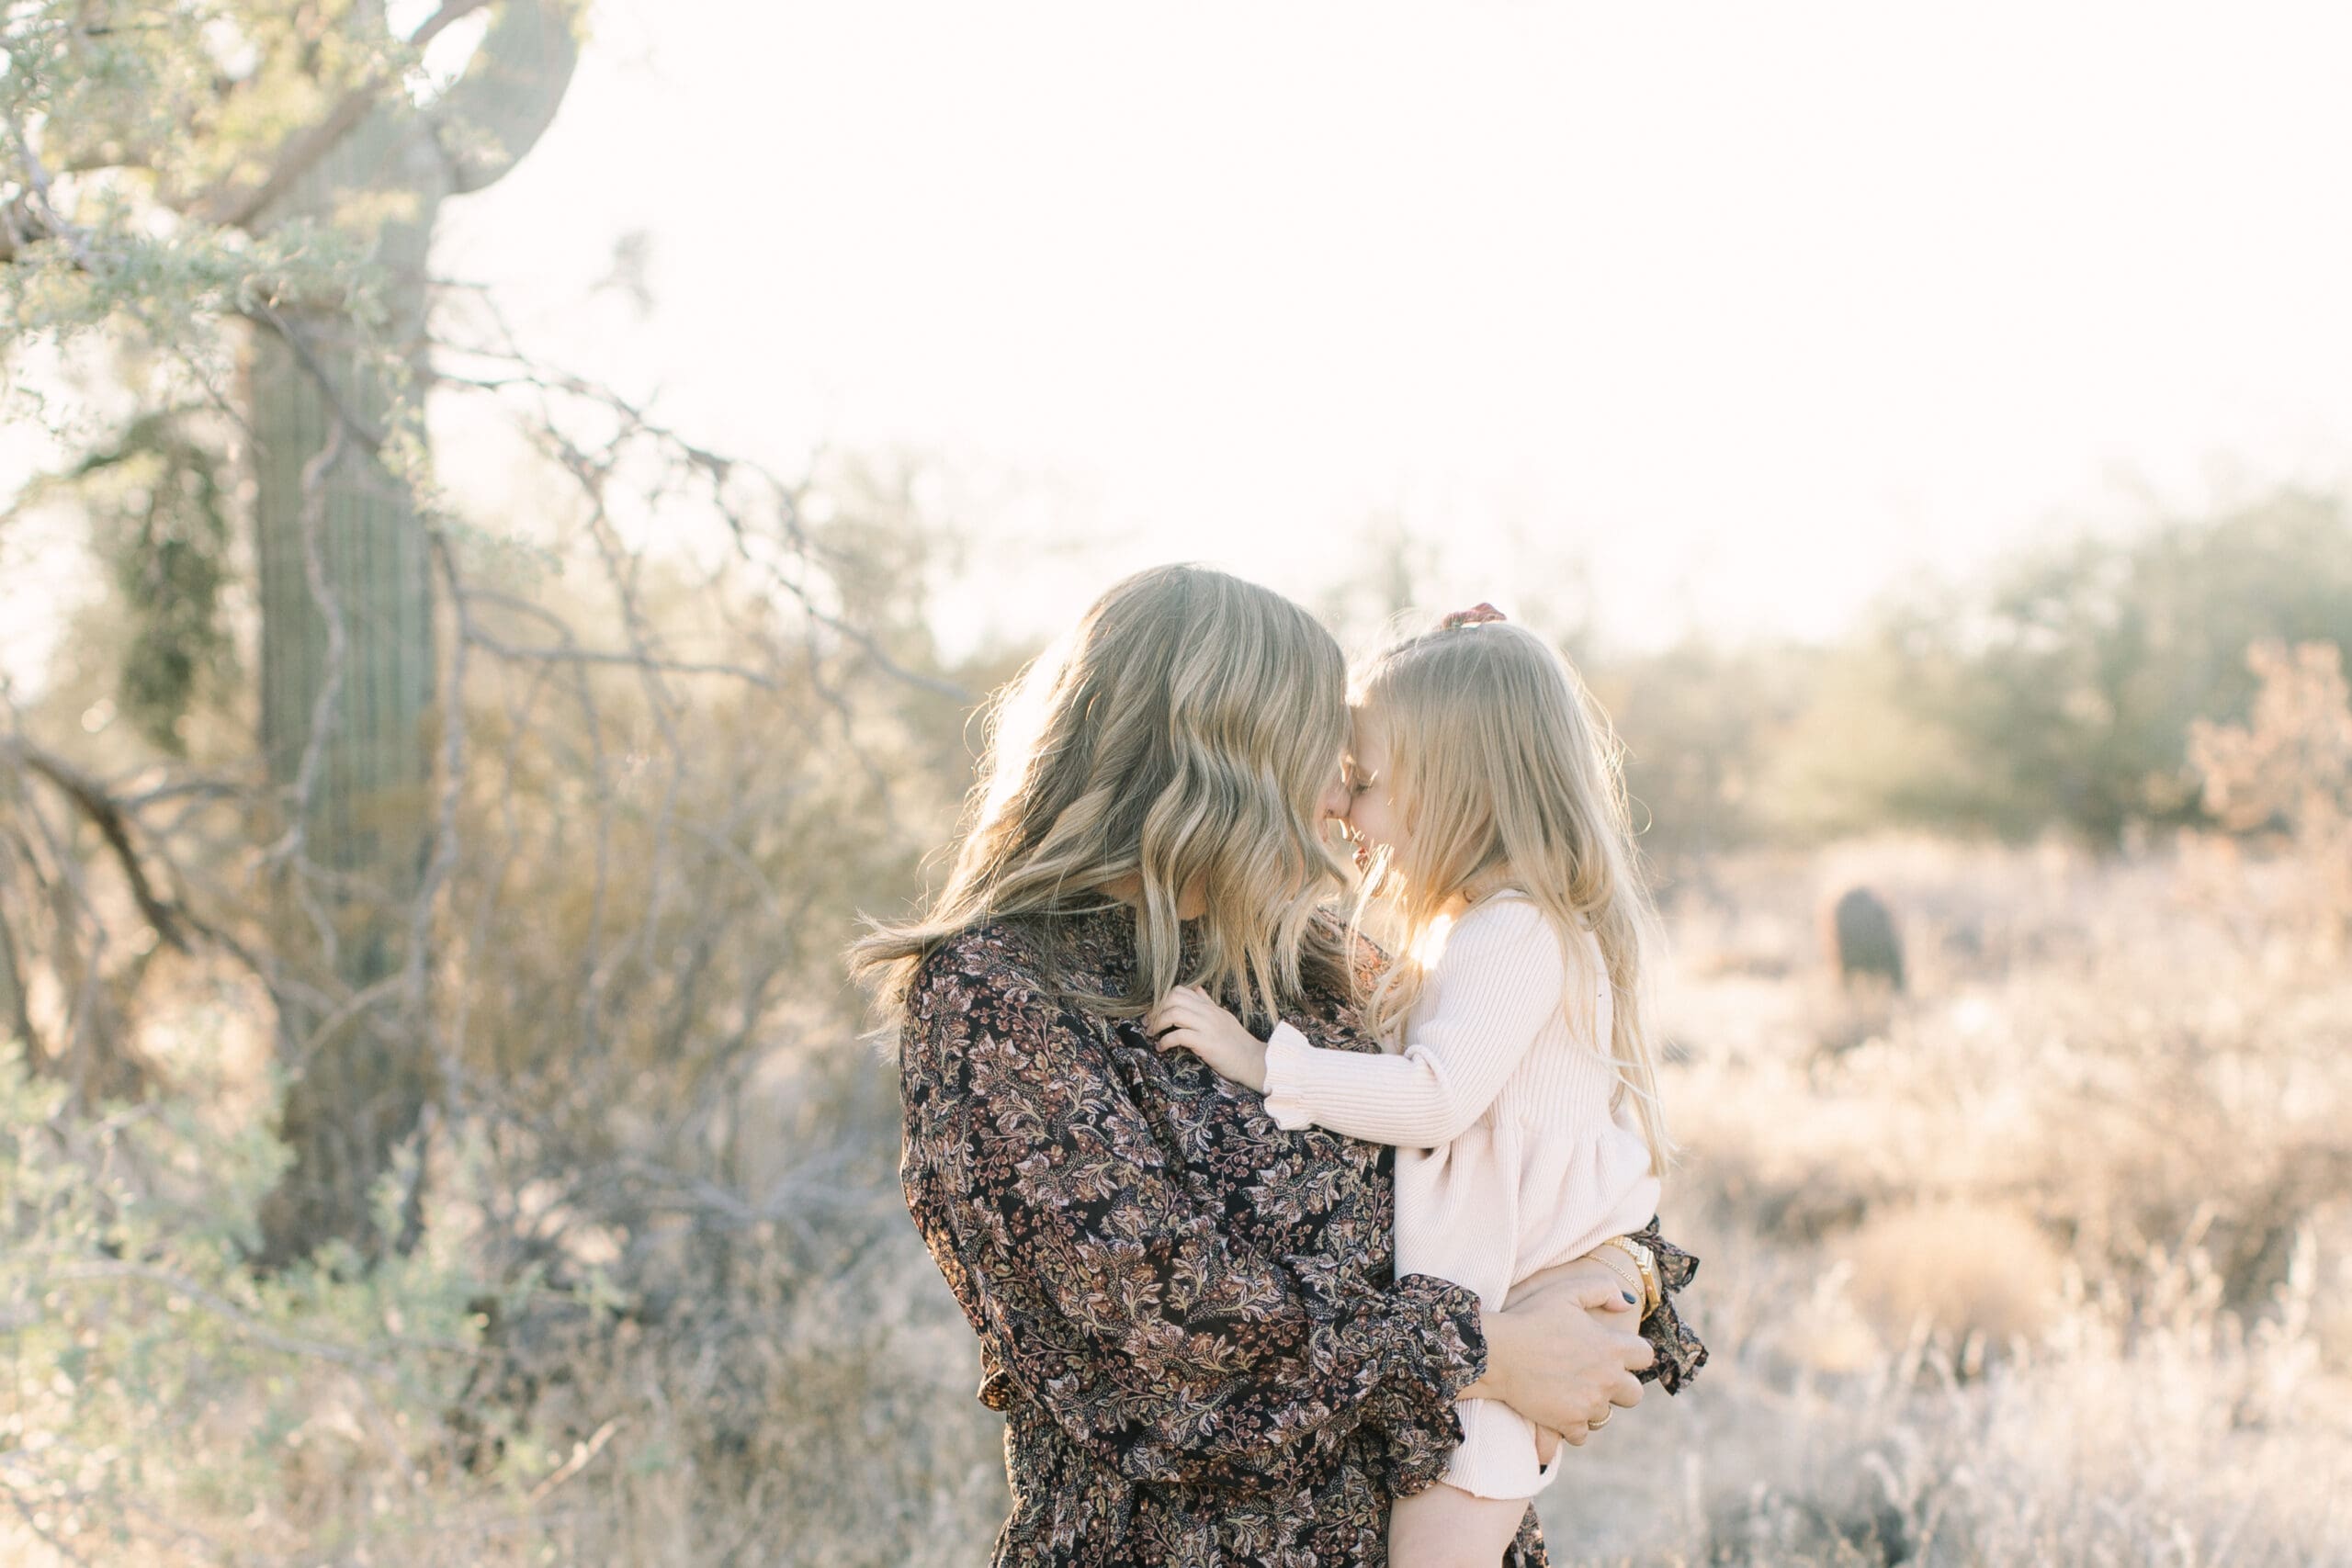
[1460,1258,1651,1446]
[1147,986,1271,1092]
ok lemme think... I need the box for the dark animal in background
[1826,886,1905,992]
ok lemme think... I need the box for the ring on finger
[1588,1407,1611,1429]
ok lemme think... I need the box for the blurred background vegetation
[4,3,2350,1565]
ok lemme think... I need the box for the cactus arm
[428,0,582,197]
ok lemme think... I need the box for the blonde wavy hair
[851,564,1353,1025]
[1348,617,1673,1170]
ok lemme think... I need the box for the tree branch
[0,108,107,272]
[433,357,973,705]
[1,738,190,954]
[181,0,500,230]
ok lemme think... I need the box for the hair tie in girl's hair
[1440,602,1508,630]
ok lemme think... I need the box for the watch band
[1603,1235,1660,1315]
[1589,1247,1643,1303]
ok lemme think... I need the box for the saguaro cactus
[250,1,578,1263]
[1824,885,1905,994]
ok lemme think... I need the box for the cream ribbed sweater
[1261,891,1660,1501]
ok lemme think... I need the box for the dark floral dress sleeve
[1631,1218,1707,1393]
[899,934,1487,1496]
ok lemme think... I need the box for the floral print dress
[899,904,1703,1567]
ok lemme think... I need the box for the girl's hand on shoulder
[1147,986,1270,1092]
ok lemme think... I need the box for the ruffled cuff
[1630,1217,1708,1393]
[1258,1021,1322,1132]
[1354,1271,1487,1499]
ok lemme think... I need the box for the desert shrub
[2189,638,2352,950]
[1704,1252,2336,1565]
[1762,492,2352,847]
[0,1029,1010,1567]
[1,448,1015,1562]
[1591,639,1824,866]
[0,1043,528,1565]
[1553,837,2352,1567]
[1834,1201,2064,1352]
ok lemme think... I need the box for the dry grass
[1527,835,2352,1565]
[6,834,2346,1566]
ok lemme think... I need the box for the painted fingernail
[1622,1292,1636,1304]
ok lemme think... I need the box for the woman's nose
[1318,773,1351,822]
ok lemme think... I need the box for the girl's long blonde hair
[1350,617,1672,1170]
[851,564,1353,1026]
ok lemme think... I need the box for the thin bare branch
[262,421,350,886]
[1,736,190,953]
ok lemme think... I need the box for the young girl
[1148,604,1691,1568]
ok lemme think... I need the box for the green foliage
[0,4,377,355]
[59,412,236,752]
[1655,491,2352,850]
[1887,493,2352,842]
[0,0,542,423]
[0,1039,598,1564]
[1566,492,2352,858]
[1594,639,1823,863]
[3,201,373,355]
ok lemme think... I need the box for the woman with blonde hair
[1154,604,1700,1568]
[854,568,1702,1566]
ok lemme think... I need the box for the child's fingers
[1147,991,1197,1030]
[1151,989,1205,1027]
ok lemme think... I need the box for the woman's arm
[1511,1220,1709,1395]
[1469,1229,1707,1450]
[900,948,1487,1495]
[1461,1258,1652,1441]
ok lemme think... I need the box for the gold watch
[1589,1247,1642,1303]
[1602,1235,1660,1316]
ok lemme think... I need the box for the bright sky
[407,2,2352,654]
